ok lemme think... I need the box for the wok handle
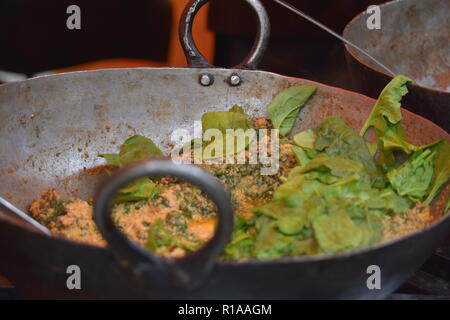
[179,0,270,69]
[93,158,234,289]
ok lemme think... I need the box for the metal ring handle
[179,0,270,69]
[93,158,234,289]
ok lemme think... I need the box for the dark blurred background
[210,0,384,89]
[0,0,172,74]
[0,0,384,90]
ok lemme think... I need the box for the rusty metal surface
[344,0,449,92]
[343,0,450,130]
[0,67,448,299]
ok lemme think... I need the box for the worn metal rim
[343,0,450,95]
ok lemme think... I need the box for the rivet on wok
[228,74,241,86]
[199,73,214,86]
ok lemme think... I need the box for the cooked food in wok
[28,76,450,260]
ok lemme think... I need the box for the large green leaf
[423,140,450,205]
[360,75,412,137]
[387,149,435,202]
[146,219,201,254]
[99,134,164,167]
[314,117,384,187]
[359,75,418,158]
[381,123,417,154]
[268,85,316,136]
[201,105,254,159]
[99,134,164,203]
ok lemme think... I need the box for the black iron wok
[0,0,449,299]
[343,0,449,130]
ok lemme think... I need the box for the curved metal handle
[179,0,270,69]
[93,158,234,289]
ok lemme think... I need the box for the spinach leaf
[146,219,173,252]
[99,135,163,167]
[223,216,255,259]
[359,75,418,157]
[146,219,201,254]
[360,75,412,137]
[114,178,161,204]
[99,135,164,203]
[384,137,449,205]
[202,105,253,132]
[253,216,294,260]
[312,207,364,253]
[314,117,385,188]
[293,129,316,149]
[298,153,366,180]
[290,144,314,166]
[229,104,246,114]
[268,85,316,136]
[255,197,309,236]
[201,105,254,158]
[381,123,417,155]
[423,140,450,205]
[387,148,435,202]
[252,136,409,257]
[291,129,317,165]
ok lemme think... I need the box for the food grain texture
[30,118,297,257]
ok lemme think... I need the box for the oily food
[29,76,450,260]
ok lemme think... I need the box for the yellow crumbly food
[382,203,435,241]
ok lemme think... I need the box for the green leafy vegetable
[99,135,164,202]
[229,104,246,114]
[293,129,316,148]
[312,206,365,253]
[360,75,412,137]
[233,78,447,259]
[387,149,435,202]
[381,123,417,155]
[255,196,309,236]
[99,135,163,167]
[314,117,385,188]
[253,216,294,260]
[114,178,161,204]
[384,137,449,205]
[146,219,173,252]
[246,112,418,258]
[146,219,200,253]
[290,144,313,166]
[298,153,366,181]
[202,108,252,134]
[423,140,450,205]
[359,75,417,157]
[201,105,254,158]
[268,85,316,136]
[99,78,449,261]
[223,216,255,259]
